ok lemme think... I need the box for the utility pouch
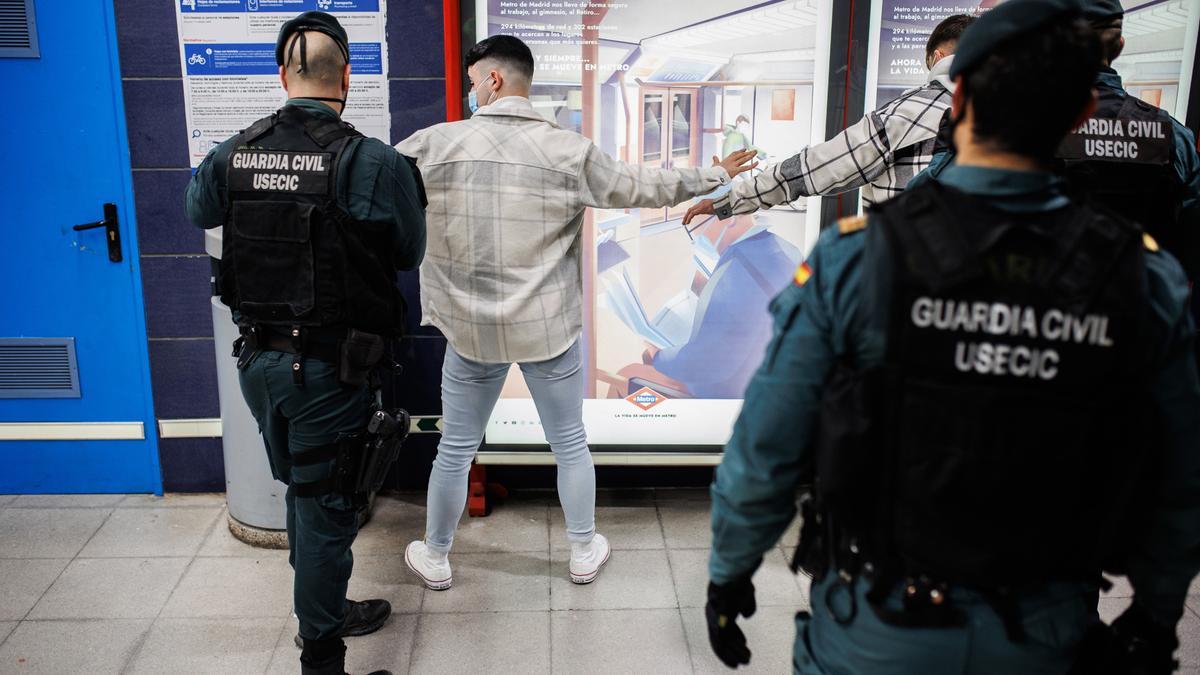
[234,328,261,370]
[338,329,385,387]
[326,408,411,504]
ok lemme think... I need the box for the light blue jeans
[425,340,596,553]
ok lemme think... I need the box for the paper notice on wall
[872,1,992,107]
[176,0,389,169]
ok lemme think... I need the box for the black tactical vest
[219,105,403,336]
[1056,86,1180,243]
[815,182,1152,591]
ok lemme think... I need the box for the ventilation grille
[0,0,38,57]
[0,338,80,399]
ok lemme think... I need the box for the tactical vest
[814,182,1152,593]
[1056,86,1180,242]
[219,106,403,336]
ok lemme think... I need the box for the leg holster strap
[290,408,411,501]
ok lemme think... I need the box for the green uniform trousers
[238,350,373,642]
[794,575,1097,674]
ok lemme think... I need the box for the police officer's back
[705,2,1200,673]
[1056,0,1200,280]
[184,12,425,675]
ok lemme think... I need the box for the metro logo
[626,387,666,411]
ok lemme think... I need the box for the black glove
[1111,603,1180,675]
[706,577,757,669]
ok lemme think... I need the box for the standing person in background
[395,35,758,592]
[184,12,427,675]
[703,1,1200,672]
[683,14,975,226]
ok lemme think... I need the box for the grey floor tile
[347,554,426,614]
[352,496,426,556]
[79,506,221,558]
[1181,605,1200,666]
[668,548,805,609]
[0,508,110,558]
[126,616,285,675]
[421,551,549,613]
[8,494,126,508]
[0,558,70,620]
[197,510,289,558]
[1102,575,1134,599]
[0,495,16,507]
[267,613,419,675]
[29,557,190,619]
[659,500,713,549]
[552,608,692,674]
[551,505,665,551]
[550,548,677,611]
[682,604,799,674]
[0,619,151,674]
[411,611,550,674]
[0,621,15,646]
[119,493,227,508]
[453,503,550,553]
[1097,597,1130,623]
[781,514,802,549]
[162,557,293,618]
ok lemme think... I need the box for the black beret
[950,0,1085,79]
[275,11,350,67]
[1082,0,1124,22]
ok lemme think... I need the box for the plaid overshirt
[714,56,956,218]
[396,96,730,364]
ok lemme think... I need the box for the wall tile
[159,438,225,492]
[387,1,445,79]
[148,339,219,419]
[141,257,214,338]
[390,79,447,145]
[124,80,188,168]
[115,1,182,78]
[134,170,206,255]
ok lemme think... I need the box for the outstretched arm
[578,144,757,210]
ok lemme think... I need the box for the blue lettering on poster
[349,43,382,75]
[185,43,381,75]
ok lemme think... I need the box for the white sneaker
[405,540,452,591]
[569,533,611,584]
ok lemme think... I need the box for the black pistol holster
[291,407,411,505]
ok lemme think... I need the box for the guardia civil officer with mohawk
[704,1,1200,673]
[185,11,426,675]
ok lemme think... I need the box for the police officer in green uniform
[916,0,1200,273]
[705,2,1200,673]
[184,12,426,675]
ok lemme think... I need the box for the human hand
[683,199,715,226]
[705,577,757,668]
[715,149,759,180]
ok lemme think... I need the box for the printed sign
[176,0,389,168]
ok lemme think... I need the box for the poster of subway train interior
[866,0,1198,118]
[476,0,833,446]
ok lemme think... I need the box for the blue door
[0,1,161,493]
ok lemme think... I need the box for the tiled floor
[0,490,1196,674]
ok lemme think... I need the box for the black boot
[295,598,392,648]
[299,636,393,675]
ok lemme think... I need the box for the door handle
[73,203,123,263]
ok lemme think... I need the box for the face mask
[468,76,494,113]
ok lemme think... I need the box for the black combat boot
[295,598,392,648]
[299,635,393,675]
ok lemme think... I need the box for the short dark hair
[926,15,975,63]
[961,17,1101,162]
[464,35,534,82]
[1093,19,1124,63]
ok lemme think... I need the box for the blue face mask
[468,76,494,114]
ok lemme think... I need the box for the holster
[291,407,411,505]
[338,328,385,387]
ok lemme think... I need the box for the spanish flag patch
[794,262,813,286]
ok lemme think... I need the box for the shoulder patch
[837,215,868,236]
[1144,233,1160,252]
[793,262,813,286]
